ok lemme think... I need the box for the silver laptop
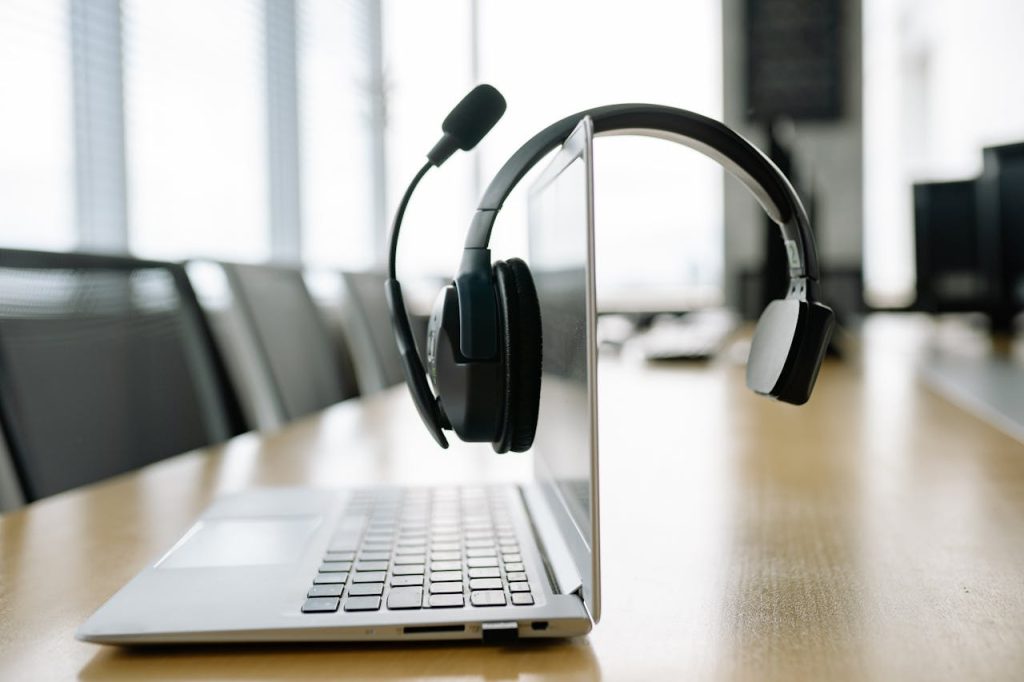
[78,117,600,644]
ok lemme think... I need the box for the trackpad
[157,517,321,569]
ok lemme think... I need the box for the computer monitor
[913,178,987,312]
[979,142,1024,329]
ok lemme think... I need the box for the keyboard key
[394,554,425,565]
[399,523,427,533]
[320,562,352,573]
[344,596,381,611]
[509,582,530,593]
[392,564,425,576]
[467,557,498,568]
[313,573,348,584]
[431,551,460,562]
[325,551,355,562]
[430,570,462,582]
[504,563,525,572]
[397,530,426,540]
[360,551,390,561]
[396,545,426,555]
[361,544,390,554]
[506,572,527,582]
[430,561,461,572]
[430,581,464,594]
[387,586,423,610]
[352,571,386,583]
[301,597,340,613]
[355,560,389,572]
[466,548,496,558]
[465,531,494,540]
[307,584,344,598]
[431,542,460,552]
[468,567,500,579]
[499,544,519,554]
[470,590,506,607]
[511,593,534,606]
[502,554,522,564]
[429,594,465,608]
[391,575,424,587]
[465,539,494,549]
[469,578,502,590]
[348,582,384,596]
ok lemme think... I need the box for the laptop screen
[526,117,600,621]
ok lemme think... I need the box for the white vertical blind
[0,0,75,251]
[384,0,476,278]
[70,0,129,252]
[298,0,377,269]
[123,0,270,262]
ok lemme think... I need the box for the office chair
[208,262,358,430]
[0,249,246,504]
[339,270,414,393]
[0,424,25,512]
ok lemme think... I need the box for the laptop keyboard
[301,486,535,614]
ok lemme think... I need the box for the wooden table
[2,315,1023,680]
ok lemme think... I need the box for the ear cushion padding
[492,258,542,453]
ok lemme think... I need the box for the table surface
[2,315,1023,681]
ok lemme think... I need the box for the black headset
[387,85,834,453]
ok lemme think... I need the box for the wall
[721,0,863,308]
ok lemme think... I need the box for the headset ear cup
[492,258,542,453]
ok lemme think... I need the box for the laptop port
[531,621,549,631]
[481,621,519,644]
[403,625,465,635]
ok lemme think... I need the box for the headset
[387,85,834,453]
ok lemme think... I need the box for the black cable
[387,160,433,281]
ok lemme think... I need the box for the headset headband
[463,104,818,282]
[388,100,834,449]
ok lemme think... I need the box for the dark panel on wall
[745,0,843,121]
[978,142,1024,329]
[913,179,988,313]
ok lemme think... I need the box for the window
[298,0,377,270]
[0,0,75,251]
[383,0,477,277]
[1,0,724,300]
[123,0,270,262]
[383,0,724,306]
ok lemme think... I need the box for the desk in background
[1,316,1022,681]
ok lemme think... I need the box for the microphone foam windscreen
[441,84,507,151]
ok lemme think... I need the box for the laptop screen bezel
[526,116,601,622]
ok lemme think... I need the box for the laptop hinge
[519,484,584,599]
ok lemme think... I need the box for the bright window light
[123,0,269,262]
[0,0,75,251]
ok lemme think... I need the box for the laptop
[78,117,601,644]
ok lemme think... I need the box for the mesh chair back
[220,263,358,425]
[0,249,244,502]
[340,270,406,391]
